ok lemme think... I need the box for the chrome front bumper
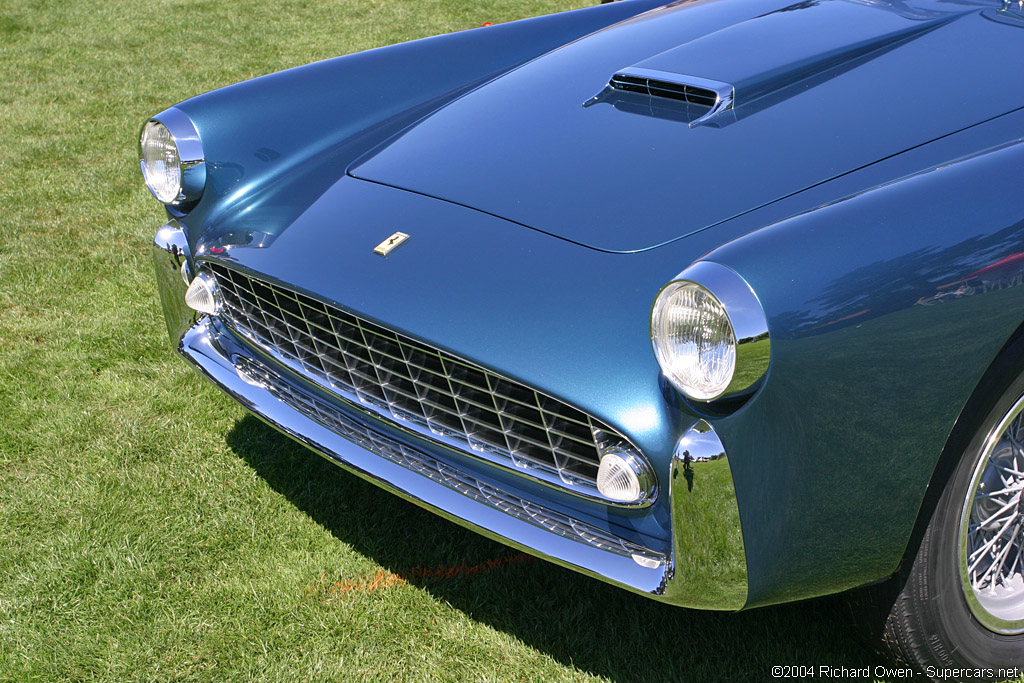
[154,222,748,609]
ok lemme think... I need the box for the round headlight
[140,120,181,203]
[139,108,206,208]
[651,261,770,402]
[651,281,736,400]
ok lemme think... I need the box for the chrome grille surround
[233,355,665,566]
[205,262,654,506]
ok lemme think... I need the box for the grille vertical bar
[206,262,644,501]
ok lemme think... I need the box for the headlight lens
[651,281,736,401]
[140,120,182,203]
[139,108,206,208]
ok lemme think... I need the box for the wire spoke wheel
[874,372,1024,676]
[959,395,1024,634]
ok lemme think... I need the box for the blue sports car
[145,0,1024,675]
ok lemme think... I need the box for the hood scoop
[586,68,734,127]
[589,0,958,126]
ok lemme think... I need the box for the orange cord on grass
[322,553,534,596]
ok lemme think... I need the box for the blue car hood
[350,0,1023,253]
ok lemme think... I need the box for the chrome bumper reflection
[232,352,665,567]
[664,421,748,610]
[181,318,671,593]
[152,222,749,608]
[152,220,195,345]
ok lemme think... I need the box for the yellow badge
[373,232,410,256]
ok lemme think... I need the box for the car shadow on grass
[227,414,885,682]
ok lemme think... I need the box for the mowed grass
[0,1,995,681]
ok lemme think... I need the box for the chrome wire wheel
[875,373,1024,676]
[959,393,1024,635]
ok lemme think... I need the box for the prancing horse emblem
[373,232,410,257]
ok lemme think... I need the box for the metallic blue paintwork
[190,111,1024,605]
[350,0,1024,252]
[170,0,671,232]
[710,134,1024,606]
[156,0,1024,607]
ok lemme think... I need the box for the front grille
[233,355,665,566]
[207,262,641,502]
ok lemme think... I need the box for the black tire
[881,373,1024,680]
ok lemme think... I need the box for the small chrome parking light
[184,271,221,316]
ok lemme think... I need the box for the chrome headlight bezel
[650,261,770,402]
[139,107,206,209]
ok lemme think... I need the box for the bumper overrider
[154,221,749,609]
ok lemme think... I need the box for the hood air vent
[603,68,734,127]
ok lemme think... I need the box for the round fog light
[184,271,221,316]
[596,449,643,503]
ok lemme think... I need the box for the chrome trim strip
[663,419,748,610]
[613,67,735,128]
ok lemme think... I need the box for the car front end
[151,174,751,609]
[142,0,1024,671]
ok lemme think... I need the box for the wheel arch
[897,318,1024,582]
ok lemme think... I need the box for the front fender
[704,133,1024,607]
[166,0,670,238]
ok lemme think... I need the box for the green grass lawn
[2,1,1017,681]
